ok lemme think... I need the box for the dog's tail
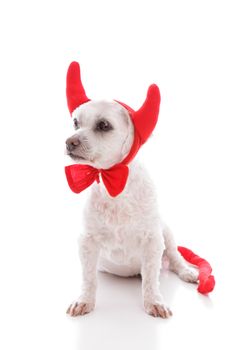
[178,246,215,294]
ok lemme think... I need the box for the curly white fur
[65,100,198,318]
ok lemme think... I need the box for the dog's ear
[121,108,134,158]
[66,61,90,114]
[133,84,160,144]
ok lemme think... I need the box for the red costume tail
[178,246,215,294]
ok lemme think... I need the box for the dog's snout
[66,136,80,152]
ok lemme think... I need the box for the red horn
[66,61,90,114]
[133,84,160,144]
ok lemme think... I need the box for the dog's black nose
[66,136,80,152]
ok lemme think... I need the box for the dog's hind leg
[162,223,198,283]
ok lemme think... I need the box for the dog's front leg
[141,235,172,318]
[67,234,100,317]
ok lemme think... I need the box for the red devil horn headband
[133,84,160,144]
[66,61,160,145]
[66,61,90,113]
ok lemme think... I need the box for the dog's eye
[96,120,113,132]
[73,118,80,130]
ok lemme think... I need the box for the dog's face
[65,100,134,169]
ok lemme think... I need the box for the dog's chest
[98,209,143,264]
[87,191,154,263]
[85,162,159,264]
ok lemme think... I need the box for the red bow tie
[65,163,129,197]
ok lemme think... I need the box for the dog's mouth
[68,152,87,161]
[66,150,95,163]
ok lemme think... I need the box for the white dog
[65,97,198,319]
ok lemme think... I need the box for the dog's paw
[144,301,172,319]
[178,267,199,283]
[66,300,95,317]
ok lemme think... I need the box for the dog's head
[65,100,134,169]
[65,61,160,170]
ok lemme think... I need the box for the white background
[0,0,233,349]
